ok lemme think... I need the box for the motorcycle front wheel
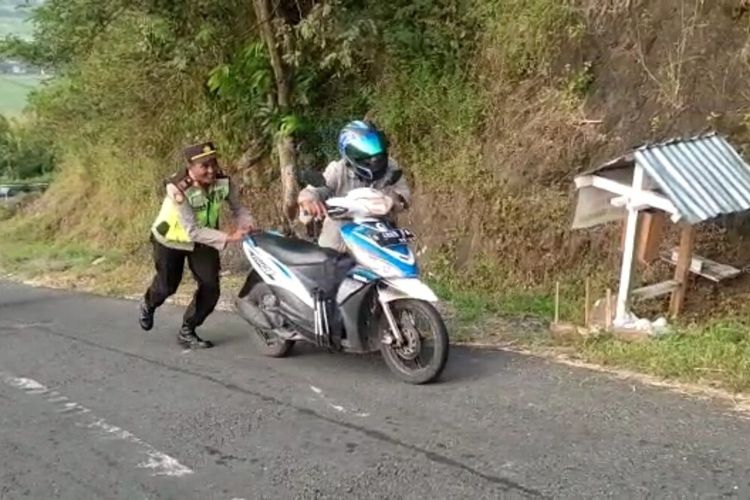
[379,299,449,384]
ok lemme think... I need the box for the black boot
[139,298,155,331]
[177,325,214,349]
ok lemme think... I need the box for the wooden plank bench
[632,280,679,300]
[661,250,741,283]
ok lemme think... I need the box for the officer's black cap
[183,142,217,165]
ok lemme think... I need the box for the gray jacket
[299,158,411,212]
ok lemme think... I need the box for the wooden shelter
[572,133,750,324]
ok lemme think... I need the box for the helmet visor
[351,153,388,180]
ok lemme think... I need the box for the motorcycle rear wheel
[243,282,295,358]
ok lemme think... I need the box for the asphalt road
[2,281,750,499]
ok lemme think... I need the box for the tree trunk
[252,0,299,223]
[253,0,290,109]
[235,136,265,171]
[277,134,298,220]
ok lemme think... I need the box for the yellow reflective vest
[151,177,230,251]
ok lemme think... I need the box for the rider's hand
[300,199,327,219]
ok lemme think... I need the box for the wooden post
[637,211,666,264]
[584,278,591,327]
[615,165,645,323]
[670,225,696,317]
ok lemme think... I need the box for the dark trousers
[144,237,221,330]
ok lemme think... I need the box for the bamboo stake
[605,288,612,331]
[554,281,560,324]
[584,278,591,327]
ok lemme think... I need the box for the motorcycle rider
[297,120,411,252]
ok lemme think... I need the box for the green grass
[0,75,42,116]
[0,203,12,220]
[573,319,750,393]
[432,279,556,321]
[0,238,121,275]
[428,263,750,394]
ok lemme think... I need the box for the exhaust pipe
[236,297,273,330]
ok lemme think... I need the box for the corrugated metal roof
[633,133,750,224]
[578,133,750,224]
[579,152,635,177]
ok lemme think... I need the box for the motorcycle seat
[252,232,341,267]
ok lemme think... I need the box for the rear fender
[242,242,314,308]
[238,271,263,298]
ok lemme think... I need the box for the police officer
[138,142,256,349]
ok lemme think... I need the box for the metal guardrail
[0,182,49,201]
[0,182,49,190]
[0,182,49,186]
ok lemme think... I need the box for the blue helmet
[338,120,389,181]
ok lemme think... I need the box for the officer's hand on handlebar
[299,199,327,219]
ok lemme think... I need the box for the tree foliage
[1,0,481,232]
[4,1,387,165]
[0,116,55,180]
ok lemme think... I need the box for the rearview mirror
[385,169,402,186]
[296,168,326,188]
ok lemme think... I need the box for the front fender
[380,278,439,303]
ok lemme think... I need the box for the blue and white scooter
[236,171,449,384]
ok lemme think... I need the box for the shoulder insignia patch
[175,175,193,192]
[166,183,186,204]
[167,169,193,202]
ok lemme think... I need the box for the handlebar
[299,202,349,221]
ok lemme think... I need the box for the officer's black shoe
[139,299,155,331]
[177,326,214,349]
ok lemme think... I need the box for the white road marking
[309,385,370,418]
[0,321,54,331]
[10,377,48,394]
[1,372,193,477]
